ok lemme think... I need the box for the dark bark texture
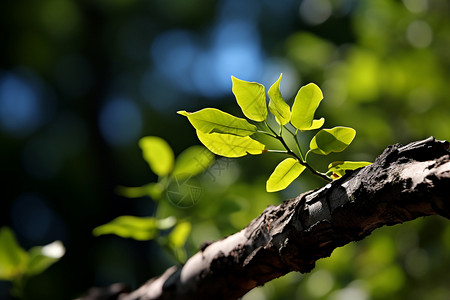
[80,137,450,300]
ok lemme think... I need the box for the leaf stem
[284,126,305,162]
[275,132,331,182]
[264,121,331,182]
[256,130,277,138]
[305,149,312,161]
[267,149,289,154]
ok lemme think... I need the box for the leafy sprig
[179,74,371,192]
[93,137,215,263]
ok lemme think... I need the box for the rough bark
[80,137,450,300]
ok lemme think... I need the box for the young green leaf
[93,216,159,241]
[139,136,174,177]
[196,130,266,158]
[328,161,372,179]
[116,182,164,199]
[0,227,28,280]
[266,158,306,192]
[172,145,215,179]
[168,221,192,249]
[268,73,291,125]
[291,83,325,131]
[177,108,257,136]
[310,127,356,155]
[231,76,267,122]
[26,241,65,277]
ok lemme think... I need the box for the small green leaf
[328,161,372,179]
[177,108,257,136]
[139,136,174,177]
[168,221,191,249]
[268,74,291,125]
[196,130,266,158]
[93,216,159,241]
[310,127,356,155]
[266,158,306,192]
[26,241,65,277]
[166,221,192,263]
[291,83,325,131]
[116,183,164,199]
[231,76,267,122]
[172,146,214,179]
[308,118,325,130]
[0,227,28,280]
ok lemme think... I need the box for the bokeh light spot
[406,20,433,48]
[11,194,53,243]
[149,20,264,100]
[0,73,41,136]
[99,98,142,147]
[150,29,199,94]
[306,270,335,297]
[299,0,332,26]
[208,20,263,94]
[402,0,428,13]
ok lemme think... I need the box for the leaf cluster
[93,137,214,263]
[179,74,371,192]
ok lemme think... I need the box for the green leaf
[93,216,159,241]
[196,130,266,158]
[116,182,164,199]
[310,127,356,155]
[291,83,325,131]
[139,136,174,177]
[177,108,257,136]
[328,161,372,179]
[172,145,215,179]
[168,221,191,249]
[26,241,65,277]
[231,76,267,122]
[266,158,306,192]
[165,221,191,263]
[0,227,28,280]
[268,74,291,125]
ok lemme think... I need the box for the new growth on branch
[179,74,371,192]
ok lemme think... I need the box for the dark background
[1,0,450,299]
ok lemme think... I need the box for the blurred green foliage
[1,0,450,299]
[0,228,65,298]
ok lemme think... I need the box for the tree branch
[80,137,450,300]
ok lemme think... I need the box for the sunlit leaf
[26,241,65,276]
[308,118,325,130]
[310,127,356,155]
[268,73,291,125]
[168,221,191,249]
[116,182,164,199]
[93,216,159,241]
[291,83,325,131]
[172,145,215,179]
[231,76,267,122]
[196,130,266,158]
[266,158,306,192]
[0,227,28,280]
[328,161,372,179]
[139,136,174,177]
[177,108,257,136]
